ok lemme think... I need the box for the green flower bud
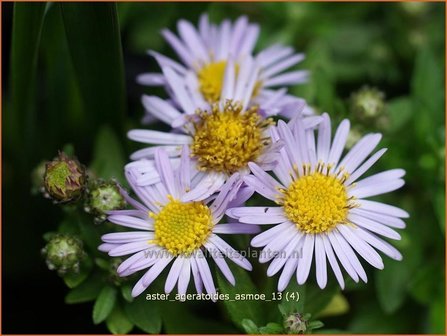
[41,234,86,275]
[350,86,386,122]
[85,180,126,223]
[284,313,308,334]
[31,160,47,195]
[43,152,86,203]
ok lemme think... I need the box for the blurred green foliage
[3,2,445,334]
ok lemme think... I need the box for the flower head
[137,14,308,105]
[85,179,126,222]
[350,86,386,121]
[227,114,408,291]
[99,146,259,297]
[128,58,320,190]
[42,234,86,275]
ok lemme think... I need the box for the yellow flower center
[198,61,227,103]
[191,101,272,174]
[282,168,350,234]
[151,196,212,256]
[197,61,262,103]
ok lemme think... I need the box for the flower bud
[41,234,86,275]
[284,313,308,334]
[350,86,386,122]
[85,180,126,222]
[43,152,86,203]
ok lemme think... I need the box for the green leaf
[408,261,443,306]
[93,285,118,324]
[124,295,162,334]
[121,283,134,303]
[77,213,102,253]
[259,322,284,334]
[8,3,47,167]
[279,281,306,315]
[375,258,410,314]
[43,232,58,242]
[316,292,349,318]
[90,125,126,183]
[347,301,410,333]
[106,304,134,335]
[63,257,93,289]
[307,320,324,330]
[387,97,413,132]
[63,263,90,288]
[304,283,338,316]
[160,299,237,334]
[429,295,446,334]
[241,319,260,334]
[65,273,103,304]
[95,258,110,271]
[216,262,264,327]
[60,3,126,137]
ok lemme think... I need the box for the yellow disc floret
[198,61,227,103]
[283,170,349,234]
[151,196,212,256]
[197,61,262,103]
[191,101,272,174]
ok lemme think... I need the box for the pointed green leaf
[259,322,284,334]
[305,283,338,316]
[93,285,118,324]
[121,283,134,303]
[375,258,411,314]
[8,3,47,166]
[90,125,126,183]
[279,282,306,315]
[216,262,263,327]
[241,319,260,334]
[60,3,126,137]
[124,295,162,334]
[65,273,103,304]
[106,304,134,335]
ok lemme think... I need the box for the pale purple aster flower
[128,58,320,189]
[227,113,408,291]
[137,14,308,106]
[99,146,259,297]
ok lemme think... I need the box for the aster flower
[99,146,258,297]
[137,14,308,105]
[227,113,408,291]
[128,60,319,190]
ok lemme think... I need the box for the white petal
[327,232,359,283]
[349,214,401,240]
[350,179,405,198]
[251,221,293,247]
[337,225,384,269]
[142,95,182,126]
[356,200,409,218]
[165,257,185,293]
[321,234,345,289]
[346,148,388,185]
[177,257,191,295]
[128,129,191,145]
[315,235,328,289]
[331,231,368,283]
[327,119,350,167]
[296,234,315,284]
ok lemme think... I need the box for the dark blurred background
[2,2,445,334]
